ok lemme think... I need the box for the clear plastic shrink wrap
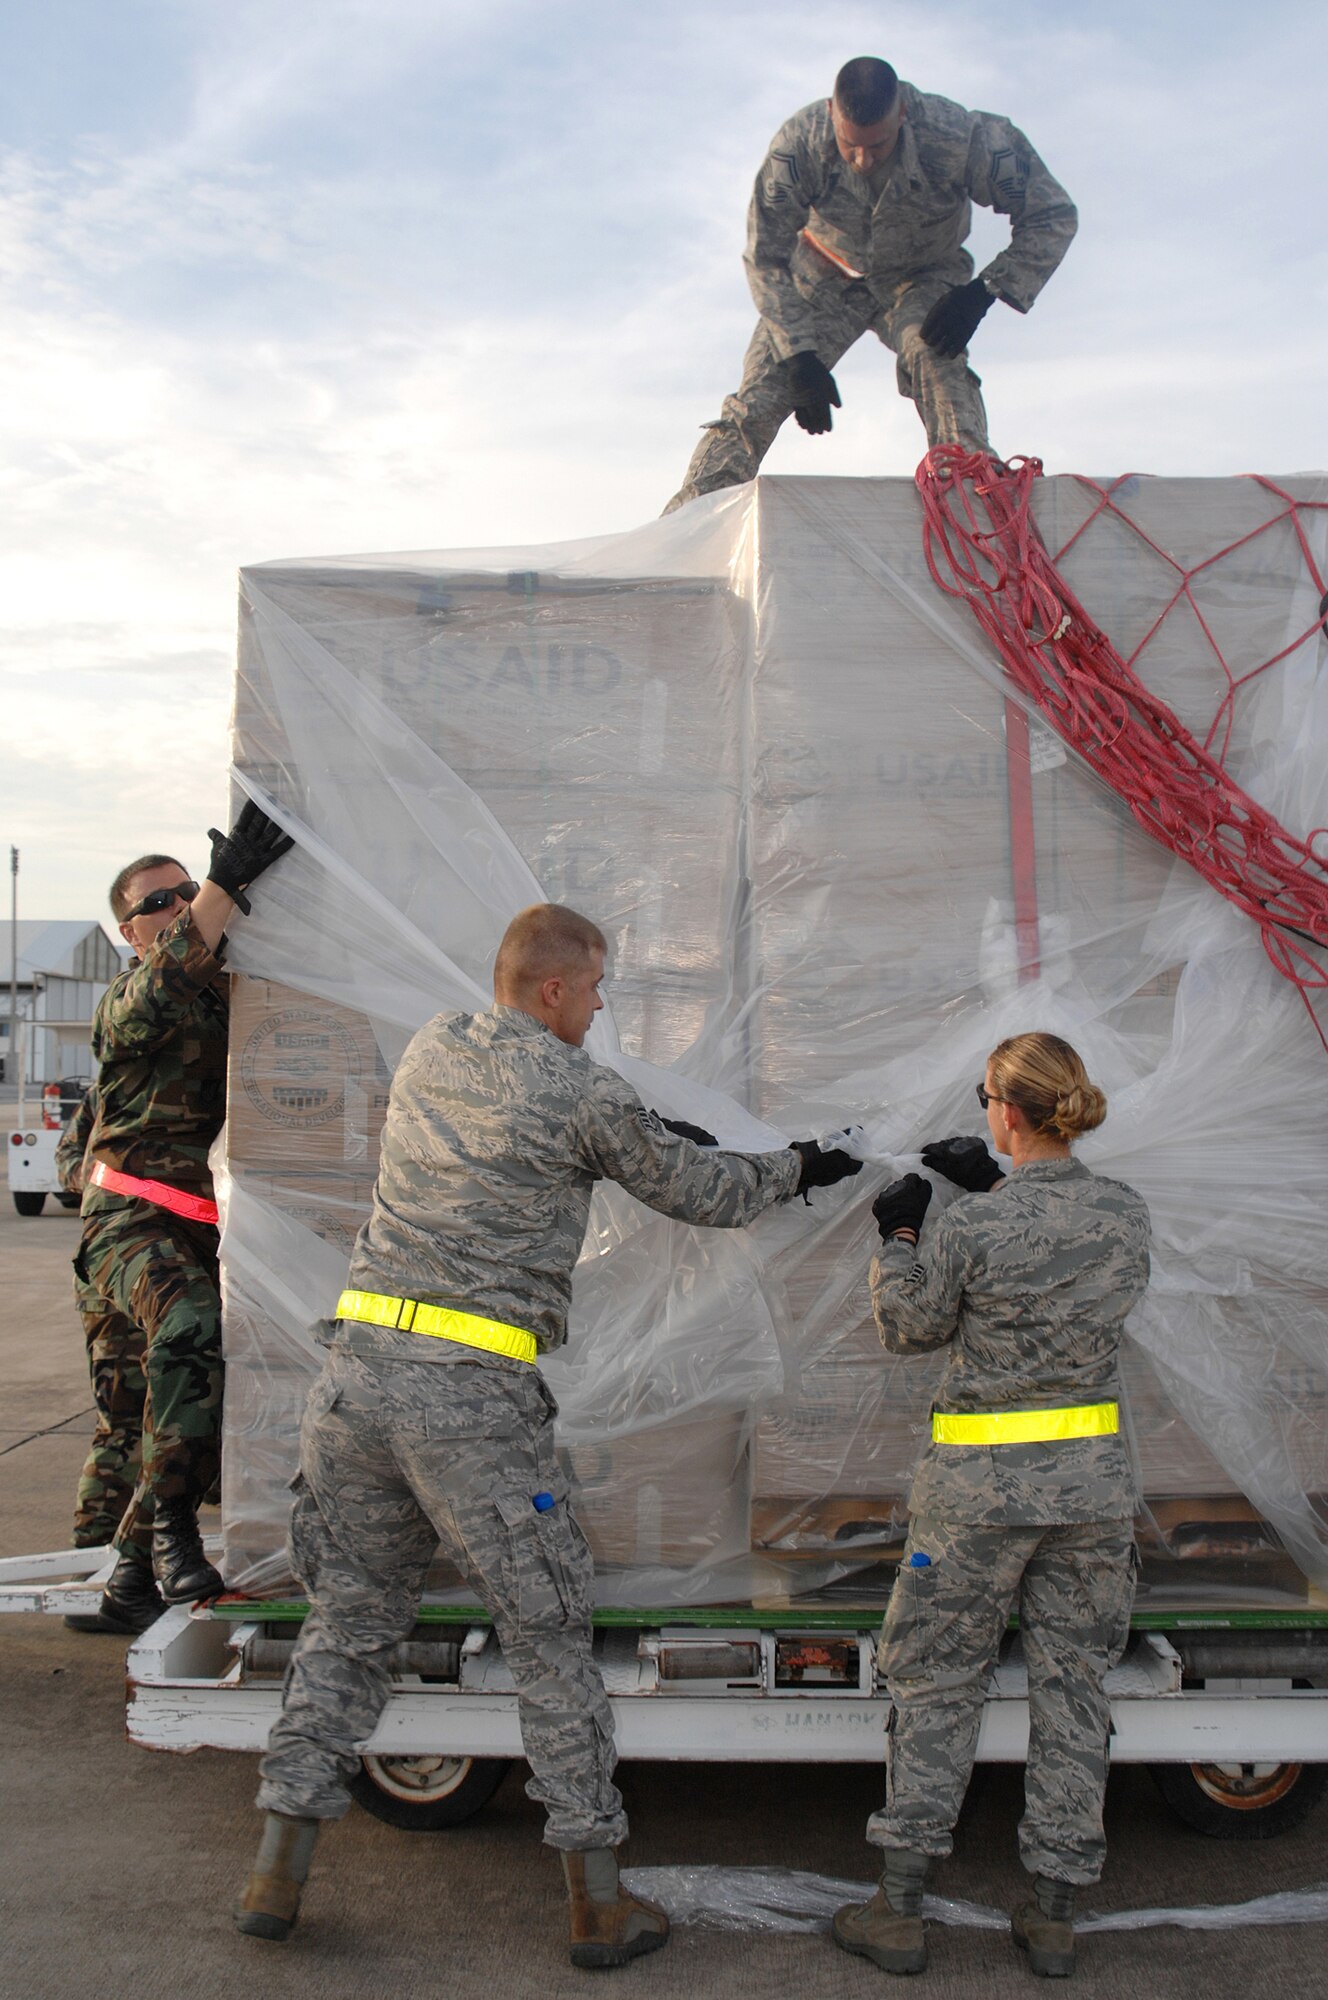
[218,471,1328,1608]
[617,1863,1328,1936]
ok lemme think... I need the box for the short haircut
[493,903,607,997]
[833,57,899,126]
[110,854,186,922]
[988,1031,1107,1141]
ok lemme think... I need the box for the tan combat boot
[832,1848,929,1974]
[561,1847,670,1969]
[1011,1874,1076,1977]
[233,1812,320,1941]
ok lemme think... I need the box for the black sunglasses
[975,1082,1005,1109]
[126,880,198,922]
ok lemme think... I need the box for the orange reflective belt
[89,1158,220,1226]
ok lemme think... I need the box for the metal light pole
[8,846,16,1090]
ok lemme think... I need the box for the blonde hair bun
[987,1031,1107,1141]
[1050,1082,1107,1139]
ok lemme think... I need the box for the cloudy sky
[4,0,1326,929]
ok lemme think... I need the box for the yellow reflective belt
[932,1402,1119,1446]
[335,1289,538,1365]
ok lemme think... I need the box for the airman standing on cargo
[71,804,294,1636]
[235,902,863,1967]
[834,1032,1150,1979]
[664,56,1077,512]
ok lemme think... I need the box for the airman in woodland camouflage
[833,1032,1150,1980]
[664,56,1077,512]
[69,804,294,1636]
[236,902,862,1968]
[55,1086,152,1556]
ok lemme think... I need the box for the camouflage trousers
[77,1202,223,1563]
[664,246,990,512]
[869,1513,1137,1884]
[70,1244,148,1546]
[256,1347,626,1850]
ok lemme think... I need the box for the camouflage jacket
[55,1084,98,1194]
[341,1002,801,1358]
[747,86,1077,360]
[870,1157,1150,1525]
[83,912,229,1208]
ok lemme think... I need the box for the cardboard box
[563,1413,749,1572]
[228,977,389,1173]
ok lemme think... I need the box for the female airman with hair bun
[833,1031,1150,1981]
[988,1031,1108,1142]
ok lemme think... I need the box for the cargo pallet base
[7,1549,1326,1841]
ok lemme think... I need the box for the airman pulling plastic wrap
[82,911,230,1577]
[72,811,293,1631]
[240,909,850,1960]
[55,1084,150,1552]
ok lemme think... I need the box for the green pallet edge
[209,1600,1328,1633]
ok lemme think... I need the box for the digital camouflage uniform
[868,1157,1150,1885]
[80,913,229,1564]
[57,1086,150,1546]
[258,1002,801,1846]
[665,85,1077,511]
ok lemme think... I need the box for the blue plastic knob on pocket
[532,1491,555,1513]
[907,1551,933,1568]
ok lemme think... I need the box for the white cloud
[2,1,1326,916]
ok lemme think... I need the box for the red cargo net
[916,447,1328,1048]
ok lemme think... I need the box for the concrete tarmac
[2,1153,1326,1998]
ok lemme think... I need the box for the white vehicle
[7,1059,88,1216]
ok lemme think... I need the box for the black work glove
[920,1134,1005,1194]
[787,352,842,435]
[658,1115,718,1147]
[790,1139,863,1199]
[872,1174,933,1243]
[918,278,995,359]
[206,800,296,916]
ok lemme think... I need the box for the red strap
[915,447,1328,1052]
[89,1158,219,1226]
[800,228,864,280]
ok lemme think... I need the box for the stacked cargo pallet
[219,472,1328,1607]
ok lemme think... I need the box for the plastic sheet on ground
[618,1865,1328,1934]
[217,469,1328,1607]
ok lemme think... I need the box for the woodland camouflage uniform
[57,1086,151,1546]
[79,911,229,1562]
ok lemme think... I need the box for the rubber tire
[55,1190,82,1209]
[1149,1760,1328,1839]
[13,1191,46,1217]
[349,1754,512,1831]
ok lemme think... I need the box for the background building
[0,921,125,1086]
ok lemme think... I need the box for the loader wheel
[1149,1760,1328,1838]
[13,1191,46,1217]
[350,1753,512,1830]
